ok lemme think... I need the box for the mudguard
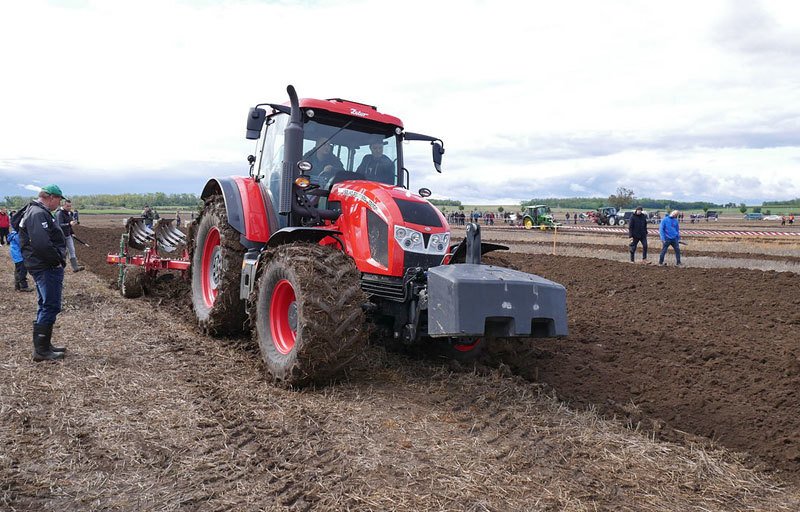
[426,264,568,338]
[266,227,342,248]
[201,177,276,244]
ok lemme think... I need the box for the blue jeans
[659,239,681,265]
[30,267,64,325]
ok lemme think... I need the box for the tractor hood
[327,181,450,276]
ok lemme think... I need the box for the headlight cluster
[394,226,450,255]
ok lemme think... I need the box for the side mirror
[418,187,431,198]
[432,141,444,173]
[246,107,267,140]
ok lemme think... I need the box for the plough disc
[125,217,186,253]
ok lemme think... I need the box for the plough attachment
[108,217,191,298]
[125,217,186,253]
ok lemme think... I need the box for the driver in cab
[304,137,344,184]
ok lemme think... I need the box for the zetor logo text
[350,108,369,117]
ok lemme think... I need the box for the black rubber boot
[43,323,66,353]
[32,323,65,361]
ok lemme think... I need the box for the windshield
[302,119,398,188]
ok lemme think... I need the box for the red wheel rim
[454,338,481,352]
[200,226,221,308]
[270,279,297,355]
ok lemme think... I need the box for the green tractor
[522,205,558,230]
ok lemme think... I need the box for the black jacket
[56,208,74,237]
[628,212,649,239]
[356,154,394,184]
[18,201,67,271]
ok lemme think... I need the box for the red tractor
[167,85,566,385]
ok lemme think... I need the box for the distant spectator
[628,206,649,263]
[176,210,182,229]
[658,210,682,266]
[142,205,154,228]
[0,207,10,245]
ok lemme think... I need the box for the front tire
[189,196,246,335]
[253,244,367,386]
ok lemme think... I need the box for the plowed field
[2,217,799,511]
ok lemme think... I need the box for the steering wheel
[316,165,344,186]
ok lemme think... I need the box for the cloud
[1,0,799,206]
[713,0,800,60]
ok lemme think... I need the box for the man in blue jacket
[15,184,69,361]
[658,210,682,266]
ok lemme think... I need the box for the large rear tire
[523,217,534,229]
[252,244,367,386]
[189,196,247,335]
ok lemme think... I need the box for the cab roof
[298,98,404,128]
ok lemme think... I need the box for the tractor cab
[254,112,399,189]
[246,92,444,231]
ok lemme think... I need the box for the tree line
[762,198,800,207]
[2,193,201,210]
[523,187,739,211]
[3,190,795,212]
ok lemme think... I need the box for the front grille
[403,252,444,270]
[361,274,406,301]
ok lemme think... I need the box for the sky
[1,0,799,206]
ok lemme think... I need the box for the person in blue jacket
[8,228,33,292]
[658,210,682,266]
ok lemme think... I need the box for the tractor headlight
[298,160,312,172]
[395,226,424,252]
[394,226,450,255]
